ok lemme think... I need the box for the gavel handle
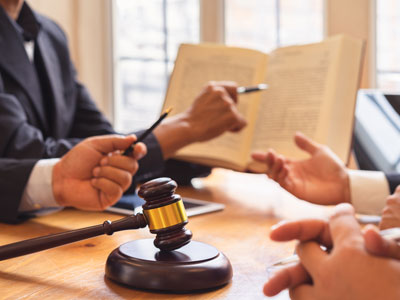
[0,214,147,261]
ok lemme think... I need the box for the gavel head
[138,177,192,251]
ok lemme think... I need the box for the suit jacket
[387,173,400,194]
[0,3,209,223]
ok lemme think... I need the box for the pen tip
[165,107,173,114]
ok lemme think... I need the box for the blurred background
[29,0,400,172]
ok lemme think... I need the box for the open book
[163,35,364,172]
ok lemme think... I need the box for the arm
[264,204,400,299]
[251,132,392,215]
[1,135,146,223]
[132,82,246,185]
[0,158,38,223]
[251,132,351,205]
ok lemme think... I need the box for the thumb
[363,225,400,260]
[88,134,137,154]
[294,132,319,155]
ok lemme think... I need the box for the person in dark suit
[1,134,146,223]
[251,132,400,216]
[0,0,247,223]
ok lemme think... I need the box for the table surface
[0,169,334,300]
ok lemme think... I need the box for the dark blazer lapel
[35,30,66,137]
[0,8,48,130]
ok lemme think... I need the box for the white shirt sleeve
[348,169,390,215]
[18,159,63,215]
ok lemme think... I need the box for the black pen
[237,83,269,94]
[123,107,173,156]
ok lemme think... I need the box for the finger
[251,151,268,163]
[229,121,247,132]
[228,112,247,132]
[265,151,276,178]
[289,284,314,300]
[91,178,123,209]
[269,155,284,181]
[395,185,400,195]
[294,132,319,155]
[264,263,311,297]
[88,134,137,154]
[363,225,400,260]
[131,142,147,160]
[270,219,332,247]
[386,193,400,206]
[100,155,139,174]
[277,166,289,183]
[218,81,238,103]
[380,208,400,230]
[223,95,246,127]
[296,241,327,278]
[329,203,363,248]
[93,166,132,191]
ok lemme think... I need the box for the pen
[237,83,269,94]
[269,227,400,268]
[123,107,173,156]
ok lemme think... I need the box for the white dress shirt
[18,159,62,214]
[348,170,390,215]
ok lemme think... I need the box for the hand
[264,204,400,299]
[154,81,247,158]
[52,135,147,211]
[363,224,400,260]
[380,186,400,230]
[251,132,350,205]
[184,81,247,141]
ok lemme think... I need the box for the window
[113,0,199,132]
[225,0,323,52]
[376,0,400,90]
[113,0,323,133]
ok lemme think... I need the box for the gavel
[0,177,192,261]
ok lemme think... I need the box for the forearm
[152,113,194,159]
[131,129,211,186]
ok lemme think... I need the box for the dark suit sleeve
[386,173,400,194]
[0,158,38,223]
[0,92,83,158]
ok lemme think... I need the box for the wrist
[52,161,66,206]
[153,113,194,158]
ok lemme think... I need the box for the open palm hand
[252,132,350,205]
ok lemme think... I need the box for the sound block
[105,239,232,292]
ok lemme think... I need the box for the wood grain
[0,169,333,300]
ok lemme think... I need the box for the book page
[249,35,362,163]
[322,36,364,163]
[164,44,268,168]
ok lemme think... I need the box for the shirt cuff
[19,158,62,213]
[348,169,390,215]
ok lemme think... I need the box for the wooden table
[0,169,333,300]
